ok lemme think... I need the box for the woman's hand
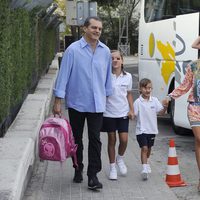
[162,98,170,108]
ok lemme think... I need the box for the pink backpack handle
[63,118,78,168]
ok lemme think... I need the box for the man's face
[83,19,102,41]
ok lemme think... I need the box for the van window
[178,0,200,15]
[144,0,200,23]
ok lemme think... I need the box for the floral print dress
[170,60,200,126]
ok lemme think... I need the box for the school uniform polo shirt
[133,95,163,135]
[103,72,132,118]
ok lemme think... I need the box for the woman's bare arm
[192,36,200,49]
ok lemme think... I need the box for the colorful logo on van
[149,33,155,57]
[148,33,175,85]
[157,40,175,84]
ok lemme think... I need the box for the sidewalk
[23,55,177,200]
[23,105,179,200]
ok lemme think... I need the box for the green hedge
[0,1,58,136]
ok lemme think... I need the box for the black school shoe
[88,176,103,190]
[73,169,83,183]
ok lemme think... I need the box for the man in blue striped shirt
[53,16,112,190]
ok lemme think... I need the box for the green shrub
[0,2,58,136]
[0,0,11,125]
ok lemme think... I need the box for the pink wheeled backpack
[39,116,78,167]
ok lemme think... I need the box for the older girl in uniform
[102,50,134,180]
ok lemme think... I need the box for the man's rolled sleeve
[53,89,65,99]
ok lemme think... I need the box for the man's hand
[52,97,62,117]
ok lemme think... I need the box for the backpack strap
[64,118,79,168]
[71,146,78,168]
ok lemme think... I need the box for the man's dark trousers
[68,108,103,178]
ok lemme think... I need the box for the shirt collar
[80,37,104,48]
[112,72,123,77]
[139,95,152,102]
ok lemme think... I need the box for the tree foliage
[96,0,120,7]
[54,0,66,16]
[97,0,140,54]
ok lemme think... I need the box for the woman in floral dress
[168,36,200,191]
